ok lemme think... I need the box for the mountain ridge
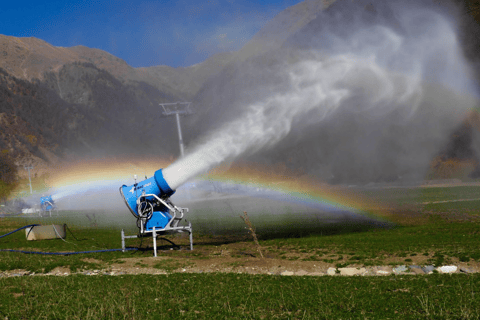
[0,34,224,100]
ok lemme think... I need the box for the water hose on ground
[0,248,137,255]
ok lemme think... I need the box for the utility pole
[24,165,33,194]
[159,102,194,158]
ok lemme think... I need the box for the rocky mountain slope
[0,64,181,166]
[137,51,235,101]
[0,35,234,167]
[0,35,208,99]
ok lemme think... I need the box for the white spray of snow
[163,4,476,190]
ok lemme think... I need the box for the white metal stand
[121,212,193,256]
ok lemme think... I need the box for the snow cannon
[40,195,56,217]
[120,169,175,219]
[119,169,192,253]
[40,195,55,211]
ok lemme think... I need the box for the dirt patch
[47,266,71,276]
[80,235,480,276]
[82,258,103,264]
[1,236,479,277]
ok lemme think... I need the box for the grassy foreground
[1,273,479,319]
[1,216,480,272]
[1,185,480,318]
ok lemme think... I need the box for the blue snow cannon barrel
[120,169,175,218]
[40,195,55,211]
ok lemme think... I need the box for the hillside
[0,62,182,168]
[0,35,237,168]
[0,35,238,102]
[232,0,329,62]
[138,51,235,101]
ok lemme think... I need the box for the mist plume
[165,0,478,188]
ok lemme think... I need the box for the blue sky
[2,0,303,68]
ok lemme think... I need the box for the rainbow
[42,157,392,223]
[206,164,392,221]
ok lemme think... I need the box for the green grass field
[1,273,479,319]
[1,185,480,319]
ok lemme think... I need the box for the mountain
[0,35,235,168]
[0,67,86,165]
[0,63,180,167]
[232,0,328,61]
[137,51,235,101]
[0,35,182,99]
[0,34,238,103]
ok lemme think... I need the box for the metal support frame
[121,229,138,253]
[121,226,193,256]
[159,102,194,158]
[175,113,184,157]
[24,165,33,194]
[40,201,56,217]
[121,195,193,256]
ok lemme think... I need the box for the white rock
[393,265,408,274]
[437,266,457,273]
[339,267,366,276]
[376,270,390,275]
[281,271,294,276]
[327,268,337,276]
